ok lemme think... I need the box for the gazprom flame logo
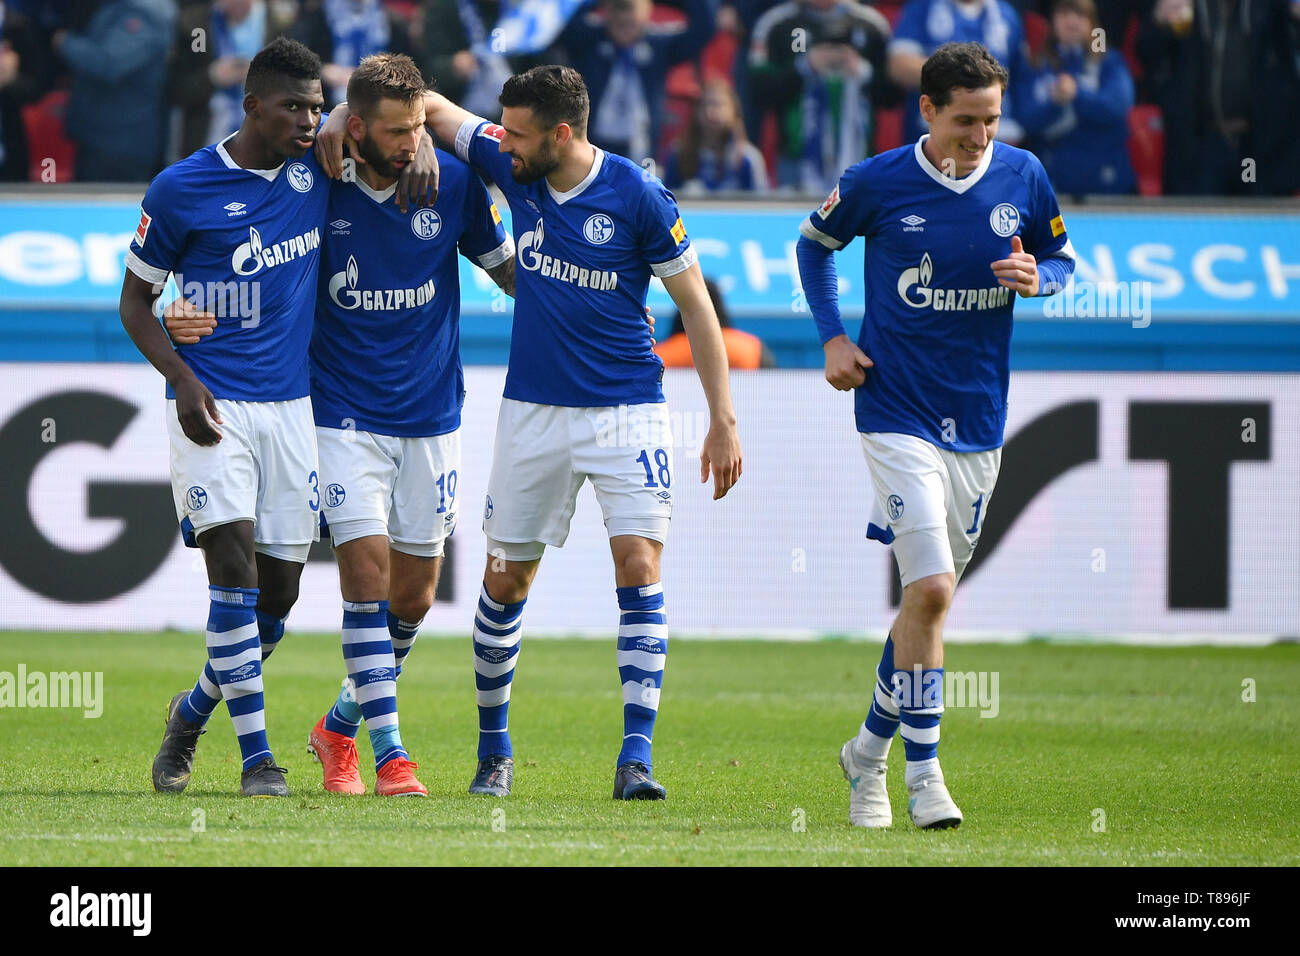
[232,226,265,276]
[328,254,362,309]
[897,252,935,308]
[517,218,545,271]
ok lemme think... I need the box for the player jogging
[120,38,331,797]
[796,42,1074,828]
[318,64,744,800]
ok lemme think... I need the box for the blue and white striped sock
[389,612,420,677]
[893,664,945,787]
[341,600,405,770]
[473,584,524,760]
[257,610,286,661]
[854,635,900,761]
[206,585,272,770]
[615,582,667,769]
[323,679,362,737]
[179,661,222,726]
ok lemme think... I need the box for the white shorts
[168,396,320,563]
[317,425,461,558]
[860,432,1001,588]
[483,399,674,560]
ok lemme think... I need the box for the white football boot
[907,770,963,829]
[839,739,892,828]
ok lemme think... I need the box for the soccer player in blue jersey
[301,53,515,797]
[796,42,1074,828]
[319,65,743,800]
[120,37,331,797]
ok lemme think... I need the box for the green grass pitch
[0,632,1296,866]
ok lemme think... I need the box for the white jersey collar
[352,175,397,204]
[547,147,604,205]
[217,133,285,182]
[913,134,994,194]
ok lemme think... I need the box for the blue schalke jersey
[455,118,697,407]
[125,136,330,401]
[310,150,513,437]
[800,138,1074,452]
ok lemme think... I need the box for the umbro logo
[224,201,247,217]
[901,214,926,231]
[481,647,511,664]
[229,663,256,680]
[636,636,662,651]
[329,219,351,232]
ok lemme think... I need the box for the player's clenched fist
[823,334,874,391]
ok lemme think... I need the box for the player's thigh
[942,446,1002,584]
[317,425,395,550]
[578,403,674,545]
[389,430,460,558]
[483,400,583,548]
[167,398,258,544]
[860,432,955,586]
[249,397,319,557]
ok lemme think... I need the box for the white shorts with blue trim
[483,399,674,561]
[317,425,461,558]
[167,396,320,562]
[861,432,1001,588]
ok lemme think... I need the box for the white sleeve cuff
[454,117,486,163]
[649,244,698,279]
[124,250,169,286]
[799,219,844,251]
[477,237,514,269]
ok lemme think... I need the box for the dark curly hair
[499,65,589,136]
[245,36,322,99]
[920,42,1009,109]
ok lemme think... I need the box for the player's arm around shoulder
[660,261,742,500]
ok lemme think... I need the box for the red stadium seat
[1023,10,1049,60]
[1127,104,1164,196]
[875,106,903,154]
[873,0,906,28]
[21,90,77,183]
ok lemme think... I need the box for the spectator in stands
[1019,0,1134,195]
[417,0,548,120]
[747,0,894,192]
[294,0,414,106]
[1139,0,1300,196]
[0,2,54,180]
[663,78,768,193]
[556,0,718,165]
[656,276,776,368]
[54,0,176,181]
[172,1,300,158]
[888,0,1030,144]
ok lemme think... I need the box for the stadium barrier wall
[0,364,1294,642]
[2,197,1299,370]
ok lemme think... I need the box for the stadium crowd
[1,0,1298,196]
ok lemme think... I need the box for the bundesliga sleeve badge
[135,209,152,246]
[817,186,841,220]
